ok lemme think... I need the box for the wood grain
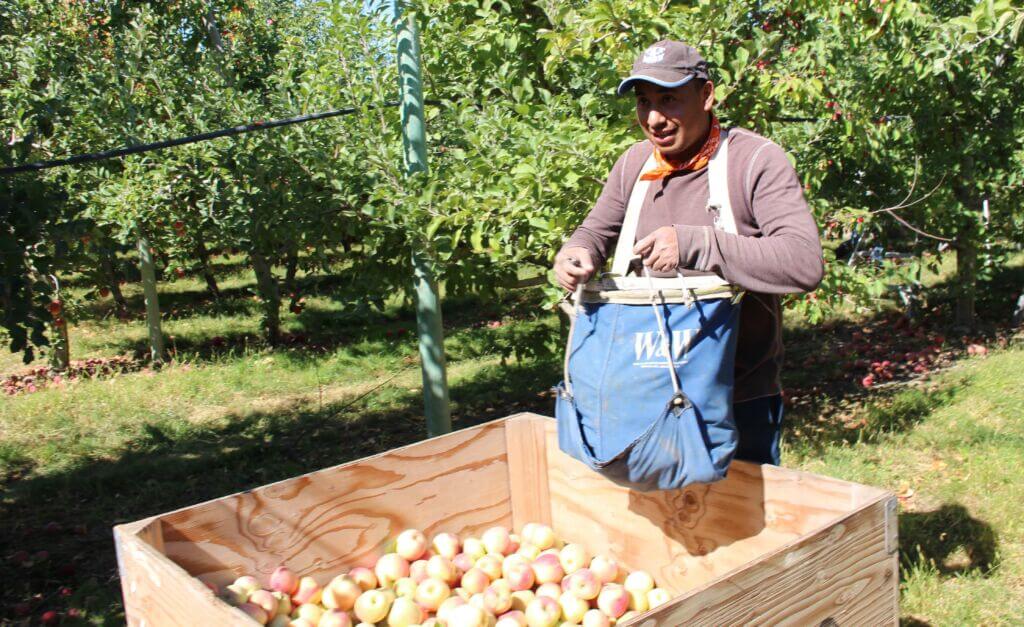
[115,518,251,626]
[158,420,513,586]
[504,414,552,529]
[640,497,899,626]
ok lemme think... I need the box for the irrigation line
[0,100,433,176]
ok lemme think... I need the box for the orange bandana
[640,116,721,181]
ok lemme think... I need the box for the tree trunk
[195,239,220,298]
[100,252,128,312]
[284,249,299,305]
[955,240,978,329]
[251,250,281,345]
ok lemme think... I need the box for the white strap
[610,153,657,276]
[706,129,737,235]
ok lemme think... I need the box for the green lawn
[1,255,1022,624]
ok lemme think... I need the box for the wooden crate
[115,413,899,626]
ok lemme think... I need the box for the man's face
[634,79,714,158]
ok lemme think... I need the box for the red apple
[322,575,361,611]
[375,553,410,587]
[596,584,629,618]
[432,532,461,560]
[292,576,322,605]
[347,567,377,591]
[270,566,299,595]
[531,553,564,585]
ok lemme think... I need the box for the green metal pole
[393,0,451,437]
[136,229,165,363]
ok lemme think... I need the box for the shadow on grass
[0,357,560,623]
[899,504,998,578]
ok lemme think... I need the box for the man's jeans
[733,394,784,465]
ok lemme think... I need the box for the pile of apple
[215,522,670,626]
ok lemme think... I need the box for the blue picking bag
[554,130,743,492]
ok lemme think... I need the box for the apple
[354,589,392,624]
[221,582,250,606]
[453,552,476,573]
[623,571,654,596]
[524,596,561,627]
[437,596,468,623]
[647,587,671,609]
[531,554,564,585]
[502,557,535,592]
[558,544,589,575]
[271,566,300,596]
[588,556,618,584]
[234,575,261,596]
[248,589,278,618]
[387,596,424,627]
[415,577,451,611]
[483,580,513,615]
[516,543,541,561]
[462,537,487,561]
[376,553,411,587]
[523,524,557,551]
[432,532,462,560]
[318,609,353,627]
[565,568,600,600]
[475,554,503,581]
[510,589,535,612]
[534,583,562,600]
[482,526,512,556]
[496,611,528,627]
[461,567,491,594]
[347,567,378,591]
[582,609,611,627]
[48,300,62,317]
[558,592,588,623]
[393,577,417,599]
[508,534,521,554]
[626,588,649,613]
[293,577,323,605]
[238,602,269,624]
[294,603,325,624]
[446,603,489,627]
[270,591,292,617]
[266,616,291,627]
[322,576,362,611]
[424,554,457,585]
[596,584,629,618]
[395,529,429,561]
[410,559,430,583]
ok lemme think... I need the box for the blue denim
[732,394,784,465]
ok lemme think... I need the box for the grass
[1,253,1023,624]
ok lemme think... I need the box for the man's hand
[554,247,595,292]
[633,226,680,273]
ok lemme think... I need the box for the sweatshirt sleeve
[675,142,824,294]
[559,147,633,270]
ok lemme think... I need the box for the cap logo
[642,46,666,64]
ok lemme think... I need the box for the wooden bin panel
[504,413,552,529]
[651,497,899,626]
[540,418,891,598]
[114,519,251,627]
[154,420,513,587]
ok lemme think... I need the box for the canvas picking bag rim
[562,130,743,400]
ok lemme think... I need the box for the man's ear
[702,81,716,112]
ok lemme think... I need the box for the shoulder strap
[706,129,737,234]
[609,130,737,276]
[610,152,657,276]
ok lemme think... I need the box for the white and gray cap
[617,40,711,96]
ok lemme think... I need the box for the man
[554,40,823,466]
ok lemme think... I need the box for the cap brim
[616,73,696,96]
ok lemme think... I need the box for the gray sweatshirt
[561,127,824,402]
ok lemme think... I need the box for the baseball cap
[616,40,711,96]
